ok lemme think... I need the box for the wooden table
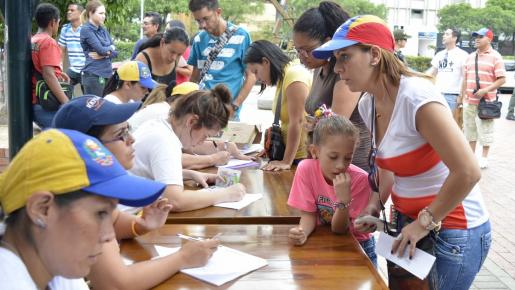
[168,167,300,224]
[121,224,388,290]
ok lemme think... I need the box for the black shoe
[507,114,515,121]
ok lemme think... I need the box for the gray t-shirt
[305,62,371,172]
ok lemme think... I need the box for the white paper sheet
[217,159,257,169]
[214,193,263,210]
[154,245,268,286]
[239,144,263,155]
[376,232,436,280]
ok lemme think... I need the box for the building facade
[370,0,487,57]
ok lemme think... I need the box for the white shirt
[130,118,183,186]
[103,94,135,104]
[0,247,89,290]
[129,102,171,132]
[431,47,469,94]
[358,76,488,229]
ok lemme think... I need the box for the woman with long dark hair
[244,40,311,171]
[293,1,370,171]
[135,28,189,88]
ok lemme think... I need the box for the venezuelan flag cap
[0,129,166,215]
[313,15,394,60]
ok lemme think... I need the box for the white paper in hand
[154,245,268,286]
[214,193,262,210]
[376,232,436,280]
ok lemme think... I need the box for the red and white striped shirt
[464,47,505,105]
[359,76,489,229]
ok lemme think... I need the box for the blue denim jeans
[33,104,56,129]
[434,220,491,290]
[66,68,83,96]
[81,71,107,97]
[393,211,491,290]
[443,93,459,110]
[359,236,377,268]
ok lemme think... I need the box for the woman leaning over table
[312,15,490,290]
[244,40,311,171]
[135,27,189,88]
[292,1,370,171]
[52,96,219,290]
[130,84,246,212]
[0,128,165,290]
[80,0,118,96]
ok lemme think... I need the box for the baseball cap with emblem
[171,82,199,96]
[0,129,166,215]
[117,61,158,90]
[312,15,395,60]
[472,28,494,41]
[52,95,141,133]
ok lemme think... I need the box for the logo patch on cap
[83,139,114,166]
[140,66,151,79]
[86,96,105,111]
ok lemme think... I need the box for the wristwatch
[333,199,353,210]
[417,207,441,231]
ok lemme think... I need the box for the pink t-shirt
[287,159,372,241]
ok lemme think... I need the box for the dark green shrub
[406,56,432,72]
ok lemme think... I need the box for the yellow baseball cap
[0,129,165,215]
[117,61,158,90]
[171,82,199,96]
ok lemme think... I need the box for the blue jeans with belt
[394,211,491,290]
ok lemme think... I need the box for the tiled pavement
[470,93,515,289]
[0,90,514,289]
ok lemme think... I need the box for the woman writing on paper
[52,96,219,290]
[244,40,311,171]
[130,84,246,212]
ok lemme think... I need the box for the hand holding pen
[176,233,221,269]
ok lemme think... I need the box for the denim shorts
[359,237,377,268]
[443,93,459,110]
[394,211,491,290]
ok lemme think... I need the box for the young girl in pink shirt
[287,113,376,266]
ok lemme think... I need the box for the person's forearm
[331,207,350,234]
[176,66,193,78]
[485,77,506,92]
[427,168,479,223]
[88,239,184,290]
[162,184,226,212]
[282,121,302,165]
[190,67,200,83]
[113,211,149,240]
[233,70,256,106]
[298,212,317,237]
[182,153,215,170]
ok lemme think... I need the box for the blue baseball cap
[472,28,493,41]
[52,95,141,133]
[0,129,165,214]
[117,61,158,90]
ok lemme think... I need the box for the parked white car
[500,60,514,94]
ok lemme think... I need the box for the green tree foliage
[437,1,515,37]
[288,0,387,20]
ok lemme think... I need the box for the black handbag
[33,66,72,111]
[474,53,502,120]
[264,87,285,161]
[478,96,502,119]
